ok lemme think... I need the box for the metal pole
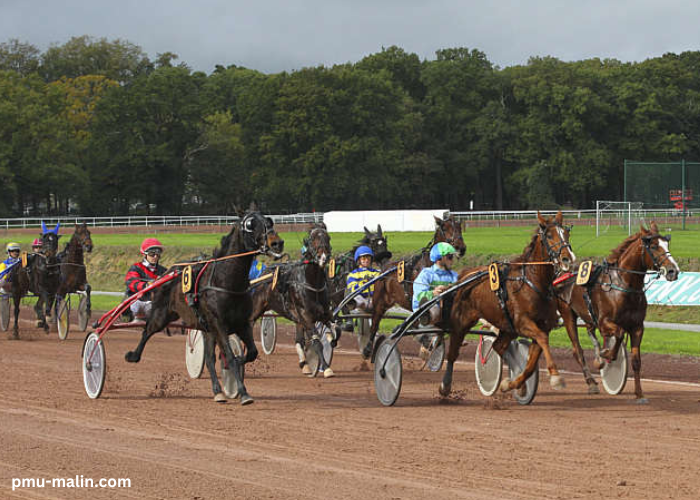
[682,159,686,230]
[623,159,628,202]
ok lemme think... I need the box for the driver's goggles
[146,249,162,257]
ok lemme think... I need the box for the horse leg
[84,283,92,314]
[295,324,311,374]
[203,334,224,401]
[560,304,599,393]
[220,334,253,405]
[501,341,543,393]
[628,327,646,403]
[11,295,20,339]
[34,294,46,330]
[516,318,565,391]
[124,307,178,363]
[439,329,467,397]
[241,320,258,364]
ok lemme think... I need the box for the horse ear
[377,224,383,235]
[42,221,48,234]
[319,221,327,229]
[364,226,371,235]
[54,222,60,234]
[650,221,659,234]
[434,215,444,226]
[639,223,649,233]
[537,211,547,227]
[555,210,563,225]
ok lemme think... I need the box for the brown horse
[440,211,576,398]
[557,222,679,401]
[55,222,94,318]
[360,215,467,358]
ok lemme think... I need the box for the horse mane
[213,223,241,259]
[606,231,643,264]
[512,231,540,263]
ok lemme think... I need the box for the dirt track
[1,315,700,500]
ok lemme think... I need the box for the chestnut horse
[557,222,679,401]
[249,223,334,376]
[360,215,466,358]
[440,211,576,397]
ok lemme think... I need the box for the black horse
[249,223,334,376]
[125,207,285,405]
[6,231,60,338]
[55,223,94,321]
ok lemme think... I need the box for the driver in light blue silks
[412,242,459,358]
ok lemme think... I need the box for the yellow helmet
[6,242,20,253]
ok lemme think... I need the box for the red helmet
[140,237,163,255]
[32,238,43,248]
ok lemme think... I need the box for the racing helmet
[32,238,43,248]
[140,237,164,255]
[6,242,20,253]
[430,242,457,263]
[354,245,374,262]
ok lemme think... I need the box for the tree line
[1,35,699,216]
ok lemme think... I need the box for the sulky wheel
[374,340,403,406]
[317,322,334,367]
[600,336,628,395]
[82,332,106,399]
[474,336,503,397]
[426,335,446,372]
[185,329,205,379]
[260,315,277,355]
[56,296,71,340]
[503,339,539,406]
[221,334,245,399]
[78,293,90,332]
[0,294,9,332]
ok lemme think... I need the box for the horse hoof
[35,320,43,328]
[499,378,512,393]
[124,351,140,363]
[438,383,451,397]
[240,394,254,405]
[301,364,312,375]
[362,344,372,360]
[550,374,566,390]
[587,383,600,395]
[323,368,335,378]
[635,397,649,405]
[214,393,227,403]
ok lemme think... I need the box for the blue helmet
[354,245,374,261]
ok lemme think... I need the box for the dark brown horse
[55,222,94,318]
[557,222,679,401]
[125,207,285,404]
[249,223,333,375]
[440,211,576,398]
[6,231,61,337]
[360,215,467,358]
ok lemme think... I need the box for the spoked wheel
[600,336,628,395]
[78,294,90,332]
[317,322,334,367]
[221,334,245,399]
[425,335,446,372]
[260,315,277,355]
[304,340,322,378]
[374,340,403,406]
[185,329,205,379]
[56,296,70,340]
[0,295,9,332]
[503,339,539,406]
[82,332,106,399]
[474,336,503,396]
[357,317,372,358]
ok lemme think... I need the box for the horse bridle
[303,227,330,266]
[641,234,673,276]
[538,223,573,271]
[435,220,464,250]
[242,213,281,258]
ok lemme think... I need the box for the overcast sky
[3,0,700,74]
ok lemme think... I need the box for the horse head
[75,223,93,253]
[303,223,331,267]
[40,231,60,258]
[362,224,392,263]
[240,211,285,258]
[536,210,575,272]
[639,222,679,281]
[433,215,466,257]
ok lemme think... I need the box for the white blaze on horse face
[658,239,680,272]
[557,226,576,262]
[318,252,327,267]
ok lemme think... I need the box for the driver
[125,238,167,319]
[345,246,380,312]
[0,242,21,287]
[31,238,43,254]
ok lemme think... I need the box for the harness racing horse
[249,223,334,376]
[440,211,576,398]
[124,207,285,404]
[557,222,679,401]
[360,215,466,359]
[6,230,61,337]
[327,225,392,311]
[55,222,94,320]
